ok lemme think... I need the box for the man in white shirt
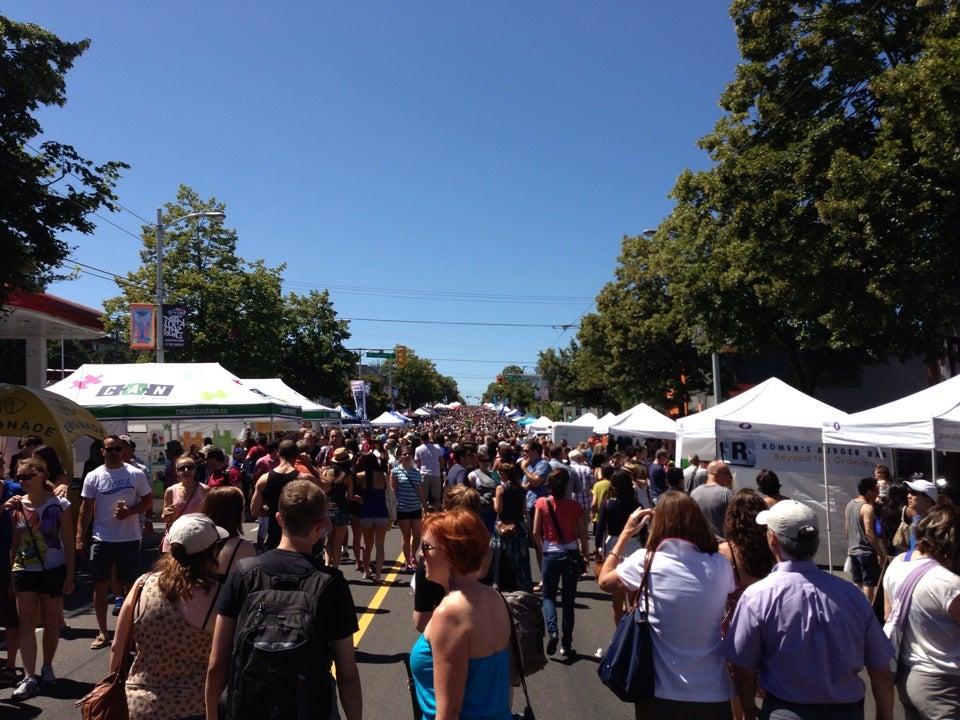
[76,435,152,649]
[414,433,443,510]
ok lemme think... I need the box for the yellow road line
[353,550,407,647]
[333,550,406,678]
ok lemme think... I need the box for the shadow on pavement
[0,701,43,718]
[355,650,408,665]
[41,678,94,701]
[354,606,390,615]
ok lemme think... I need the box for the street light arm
[161,210,225,231]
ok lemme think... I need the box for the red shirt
[535,496,583,550]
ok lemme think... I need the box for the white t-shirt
[414,443,442,476]
[882,554,960,674]
[616,538,735,702]
[81,464,152,542]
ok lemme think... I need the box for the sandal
[90,632,111,650]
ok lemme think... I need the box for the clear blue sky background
[13,2,740,404]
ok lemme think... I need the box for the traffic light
[396,345,408,367]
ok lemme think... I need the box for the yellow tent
[0,383,105,472]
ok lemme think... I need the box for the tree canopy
[550,1,960,398]
[0,16,127,307]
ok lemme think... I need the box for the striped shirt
[392,465,423,512]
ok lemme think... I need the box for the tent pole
[931,448,938,481]
[822,444,834,574]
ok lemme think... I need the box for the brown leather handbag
[75,577,147,720]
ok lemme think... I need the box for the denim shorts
[330,508,350,527]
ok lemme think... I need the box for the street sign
[366,350,396,359]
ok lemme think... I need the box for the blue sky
[13,2,740,403]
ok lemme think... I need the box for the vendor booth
[592,412,618,435]
[676,377,863,568]
[47,363,300,492]
[551,412,598,445]
[370,411,406,427]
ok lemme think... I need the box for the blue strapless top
[410,634,511,720]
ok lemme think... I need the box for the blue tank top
[410,634,511,720]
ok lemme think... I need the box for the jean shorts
[331,508,350,527]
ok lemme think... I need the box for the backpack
[226,556,331,720]
[500,589,547,686]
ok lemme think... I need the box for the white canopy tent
[675,377,858,568]
[370,411,407,427]
[569,412,599,427]
[239,377,339,421]
[822,373,960,455]
[389,411,411,423]
[607,404,677,440]
[529,415,554,431]
[592,412,619,435]
[414,408,433,417]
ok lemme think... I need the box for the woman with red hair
[410,509,512,720]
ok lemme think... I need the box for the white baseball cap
[756,500,819,540]
[167,513,228,555]
[905,479,938,502]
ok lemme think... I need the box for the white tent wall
[551,423,594,446]
[717,420,889,568]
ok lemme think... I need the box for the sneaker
[38,665,56,686]
[559,646,575,658]
[11,675,40,701]
[112,595,124,616]
[546,633,559,656]
[90,632,111,650]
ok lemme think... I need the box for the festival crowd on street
[1,406,958,720]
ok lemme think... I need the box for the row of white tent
[519,375,960,568]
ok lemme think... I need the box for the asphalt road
[1,523,901,720]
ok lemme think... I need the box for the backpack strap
[545,497,568,545]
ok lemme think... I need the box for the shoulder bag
[76,576,148,720]
[882,553,936,679]
[597,550,656,702]
[891,507,912,551]
[498,591,536,720]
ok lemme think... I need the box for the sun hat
[331,447,354,464]
[167,513,228,556]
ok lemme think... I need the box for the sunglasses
[177,464,197,472]
[104,446,124,454]
[15,472,38,482]
[420,541,438,554]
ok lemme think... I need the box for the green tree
[483,365,535,411]
[0,17,127,306]
[537,340,620,411]
[652,0,959,392]
[279,290,356,402]
[385,351,460,409]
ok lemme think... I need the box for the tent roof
[414,408,433,416]
[677,377,843,440]
[370,411,406,426]
[47,363,300,420]
[239,378,339,419]
[529,415,553,429]
[607,403,677,439]
[569,412,599,427]
[593,412,618,434]
[822,374,960,450]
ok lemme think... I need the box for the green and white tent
[47,363,300,421]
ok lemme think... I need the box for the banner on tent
[717,422,889,474]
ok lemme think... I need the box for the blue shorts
[331,508,350,527]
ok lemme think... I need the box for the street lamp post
[155,208,225,362]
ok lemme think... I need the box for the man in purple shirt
[722,500,894,720]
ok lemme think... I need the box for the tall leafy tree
[652,0,959,392]
[279,290,356,402]
[384,351,460,409]
[483,365,535,411]
[0,16,127,306]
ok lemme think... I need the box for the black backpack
[226,556,331,720]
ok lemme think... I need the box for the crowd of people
[0,405,958,720]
